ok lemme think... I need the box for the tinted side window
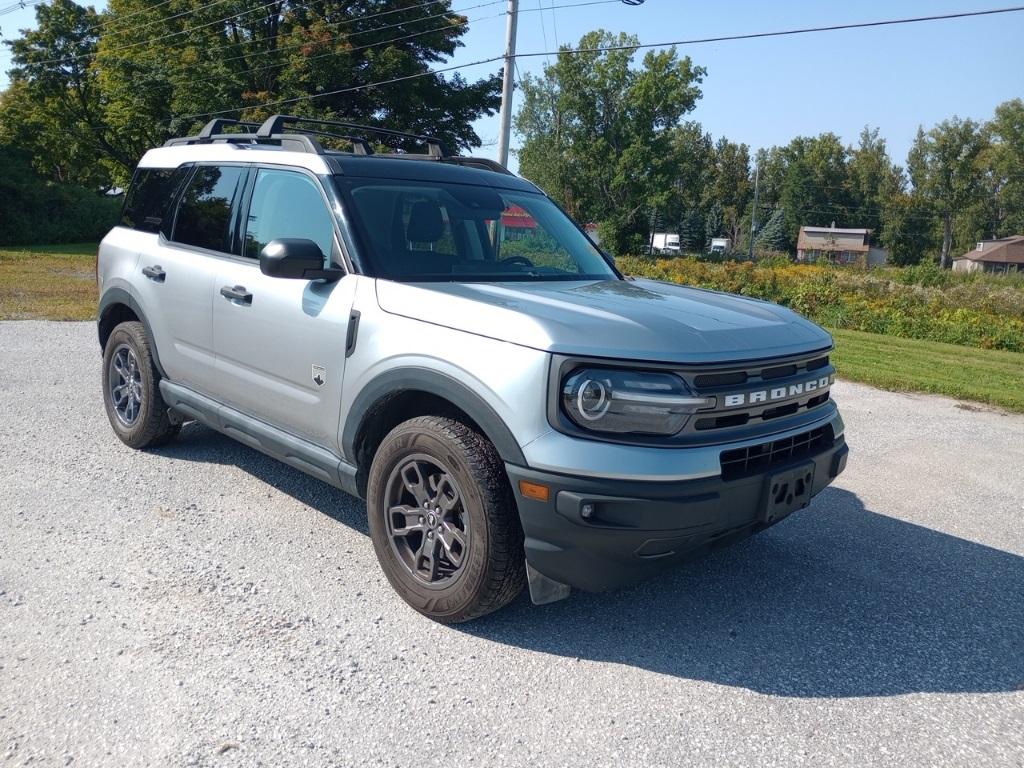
[172,166,246,253]
[120,167,189,233]
[244,169,334,259]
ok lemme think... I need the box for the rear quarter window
[120,167,190,234]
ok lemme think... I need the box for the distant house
[796,225,888,267]
[953,236,1024,274]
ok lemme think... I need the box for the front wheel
[101,321,179,449]
[366,416,525,623]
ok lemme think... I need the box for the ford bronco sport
[97,115,848,623]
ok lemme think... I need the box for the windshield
[336,178,618,282]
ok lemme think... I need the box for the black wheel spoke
[434,475,460,511]
[415,534,439,581]
[385,455,470,587]
[389,505,426,538]
[400,461,432,507]
[438,523,466,567]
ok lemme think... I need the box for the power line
[549,0,560,49]
[536,0,550,68]
[0,0,46,18]
[78,0,610,89]
[187,9,505,87]
[87,0,234,38]
[209,0,505,69]
[175,5,1024,122]
[152,0,606,72]
[84,0,178,34]
[24,0,454,67]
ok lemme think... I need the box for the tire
[367,416,526,623]
[101,321,180,449]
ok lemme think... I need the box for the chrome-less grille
[676,353,835,439]
[720,425,834,480]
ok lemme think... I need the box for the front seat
[399,200,456,275]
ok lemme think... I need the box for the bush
[616,254,1024,352]
[0,146,121,246]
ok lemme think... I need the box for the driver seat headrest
[406,201,445,243]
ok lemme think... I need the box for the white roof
[138,143,332,174]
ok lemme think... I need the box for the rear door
[212,166,355,450]
[133,163,248,396]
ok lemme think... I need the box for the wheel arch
[98,288,167,378]
[344,368,526,497]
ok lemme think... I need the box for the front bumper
[507,430,848,594]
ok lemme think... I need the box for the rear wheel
[101,321,179,449]
[367,416,525,623]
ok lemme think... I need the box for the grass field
[3,244,1023,412]
[830,329,1024,413]
[0,243,97,321]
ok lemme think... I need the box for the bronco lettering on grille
[722,375,834,408]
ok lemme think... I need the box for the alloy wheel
[109,344,143,427]
[384,454,470,587]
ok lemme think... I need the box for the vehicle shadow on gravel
[154,423,369,534]
[462,487,1024,698]
[155,428,1023,698]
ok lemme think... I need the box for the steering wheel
[500,255,535,268]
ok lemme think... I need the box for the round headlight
[575,378,610,421]
[561,368,713,436]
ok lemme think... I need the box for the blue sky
[2,0,1021,171]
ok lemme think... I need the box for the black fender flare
[342,367,527,467]
[98,288,167,378]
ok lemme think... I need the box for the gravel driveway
[1,321,1022,767]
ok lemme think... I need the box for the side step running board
[159,380,361,498]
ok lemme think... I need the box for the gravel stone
[0,321,1022,766]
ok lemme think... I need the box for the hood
[375,278,832,364]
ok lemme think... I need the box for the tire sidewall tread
[367,415,525,623]
[101,321,179,450]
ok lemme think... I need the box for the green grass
[831,328,1024,413]
[2,244,1022,412]
[0,243,97,320]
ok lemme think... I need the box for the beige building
[953,236,1024,273]
[796,225,888,267]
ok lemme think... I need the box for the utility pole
[748,163,760,261]
[496,0,519,169]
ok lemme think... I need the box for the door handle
[220,285,253,305]
[142,265,166,283]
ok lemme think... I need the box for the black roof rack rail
[440,156,515,176]
[257,114,451,158]
[163,132,326,155]
[197,118,261,140]
[163,113,513,174]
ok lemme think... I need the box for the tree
[663,120,713,237]
[766,133,854,244]
[677,208,704,252]
[0,0,126,187]
[848,126,901,242]
[2,0,501,187]
[516,30,705,254]
[754,207,788,253]
[881,191,935,265]
[704,201,723,249]
[907,118,989,268]
[984,98,1024,236]
[707,138,751,250]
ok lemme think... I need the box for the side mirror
[259,239,343,281]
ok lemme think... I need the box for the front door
[212,167,355,450]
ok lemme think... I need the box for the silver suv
[97,115,848,622]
